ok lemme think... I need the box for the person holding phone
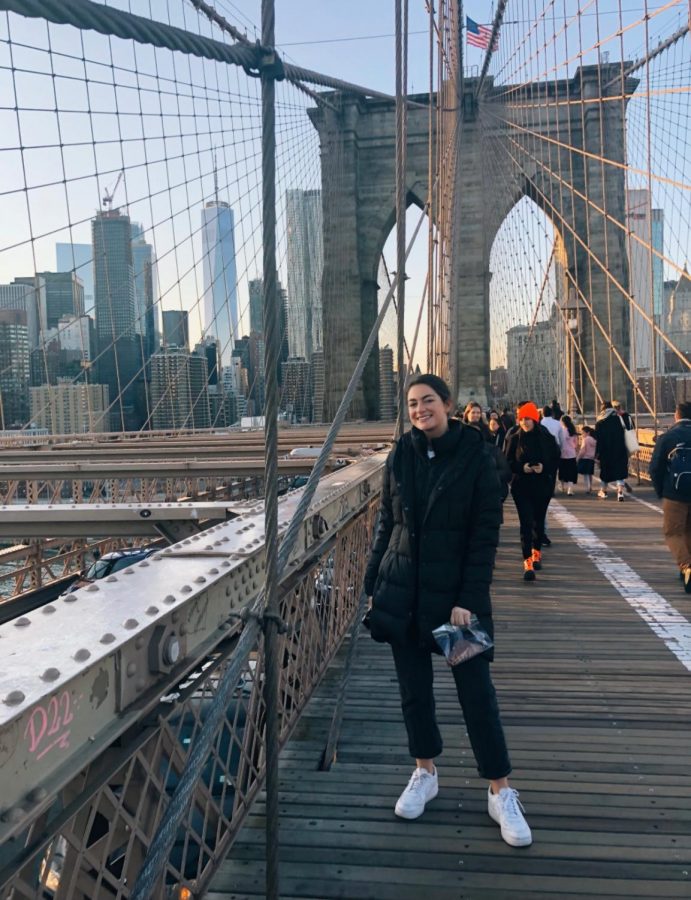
[364,373,532,847]
[504,401,560,581]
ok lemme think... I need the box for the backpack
[668,442,691,496]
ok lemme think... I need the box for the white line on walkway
[631,494,663,515]
[550,501,691,671]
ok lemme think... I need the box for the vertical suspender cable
[260,0,280,896]
[395,0,408,436]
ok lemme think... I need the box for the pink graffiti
[24,691,74,760]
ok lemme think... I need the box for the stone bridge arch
[310,65,636,418]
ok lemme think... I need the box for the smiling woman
[362,370,534,848]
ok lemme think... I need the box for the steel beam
[0,454,385,842]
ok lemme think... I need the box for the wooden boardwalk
[208,487,691,899]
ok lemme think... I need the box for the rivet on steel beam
[164,595,176,605]
[63,593,78,602]
[100,633,116,644]
[135,636,145,650]
[146,606,159,616]
[123,568,135,575]
[42,605,56,614]
[41,668,60,682]
[222,561,231,567]
[181,585,192,594]
[105,576,118,583]
[14,617,31,627]
[74,649,90,662]
[86,584,99,592]
[123,618,138,630]
[4,690,25,706]
[194,576,206,584]
[139,561,150,568]
[27,787,47,803]
[208,568,219,575]
[126,662,137,677]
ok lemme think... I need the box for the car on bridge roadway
[59,546,157,597]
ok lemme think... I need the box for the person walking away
[613,400,635,493]
[540,406,566,455]
[551,398,563,420]
[558,415,579,495]
[577,426,597,494]
[505,402,560,581]
[364,373,532,847]
[594,401,629,501]
[649,401,691,592]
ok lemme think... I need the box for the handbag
[620,415,639,455]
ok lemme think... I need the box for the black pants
[390,640,512,780]
[512,478,553,559]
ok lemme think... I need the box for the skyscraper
[56,243,94,315]
[0,310,30,428]
[281,356,311,423]
[36,272,85,329]
[0,282,40,348]
[30,381,109,434]
[162,310,190,350]
[150,348,210,431]
[378,346,395,421]
[130,222,157,359]
[249,279,263,334]
[245,275,289,384]
[286,189,323,361]
[627,189,665,374]
[201,200,238,364]
[92,208,139,430]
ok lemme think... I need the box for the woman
[364,373,532,847]
[488,410,507,448]
[558,415,579,495]
[594,400,629,501]
[577,425,597,494]
[504,401,560,580]
[462,400,492,442]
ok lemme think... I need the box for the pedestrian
[594,401,629,501]
[649,401,691,592]
[558,415,579,495]
[504,401,560,581]
[470,409,511,504]
[364,373,532,847]
[488,410,507,448]
[540,405,566,454]
[577,425,597,494]
[462,400,492,441]
[613,400,635,493]
[551,398,563,420]
[500,407,515,432]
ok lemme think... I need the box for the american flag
[466,16,498,51]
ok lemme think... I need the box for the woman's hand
[532,462,543,474]
[450,606,472,627]
[523,462,534,474]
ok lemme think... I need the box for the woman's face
[407,384,451,439]
[519,417,535,432]
[488,417,500,432]
[467,406,482,424]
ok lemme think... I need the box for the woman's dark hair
[406,373,451,403]
[561,414,576,436]
[582,425,594,435]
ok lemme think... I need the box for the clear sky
[0,1,688,375]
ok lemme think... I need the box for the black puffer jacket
[364,419,502,649]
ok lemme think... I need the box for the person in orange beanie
[504,402,560,580]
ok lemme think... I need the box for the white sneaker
[597,489,608,499]
[567,487,573,496]
[394,767,438,819]
[488,786,532,847]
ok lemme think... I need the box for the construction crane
[102,170,124,212]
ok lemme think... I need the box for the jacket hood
[596,407,619,422]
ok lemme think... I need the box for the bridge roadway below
[209,487,691,899]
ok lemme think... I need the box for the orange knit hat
[517,401,540,422]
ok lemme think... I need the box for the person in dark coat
[364,373,532,847]
[488,410,507,449]
[504,401,560,580]
[594,401,629,501]
[649,401,691,591]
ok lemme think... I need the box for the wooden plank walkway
[207,487,691,899]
